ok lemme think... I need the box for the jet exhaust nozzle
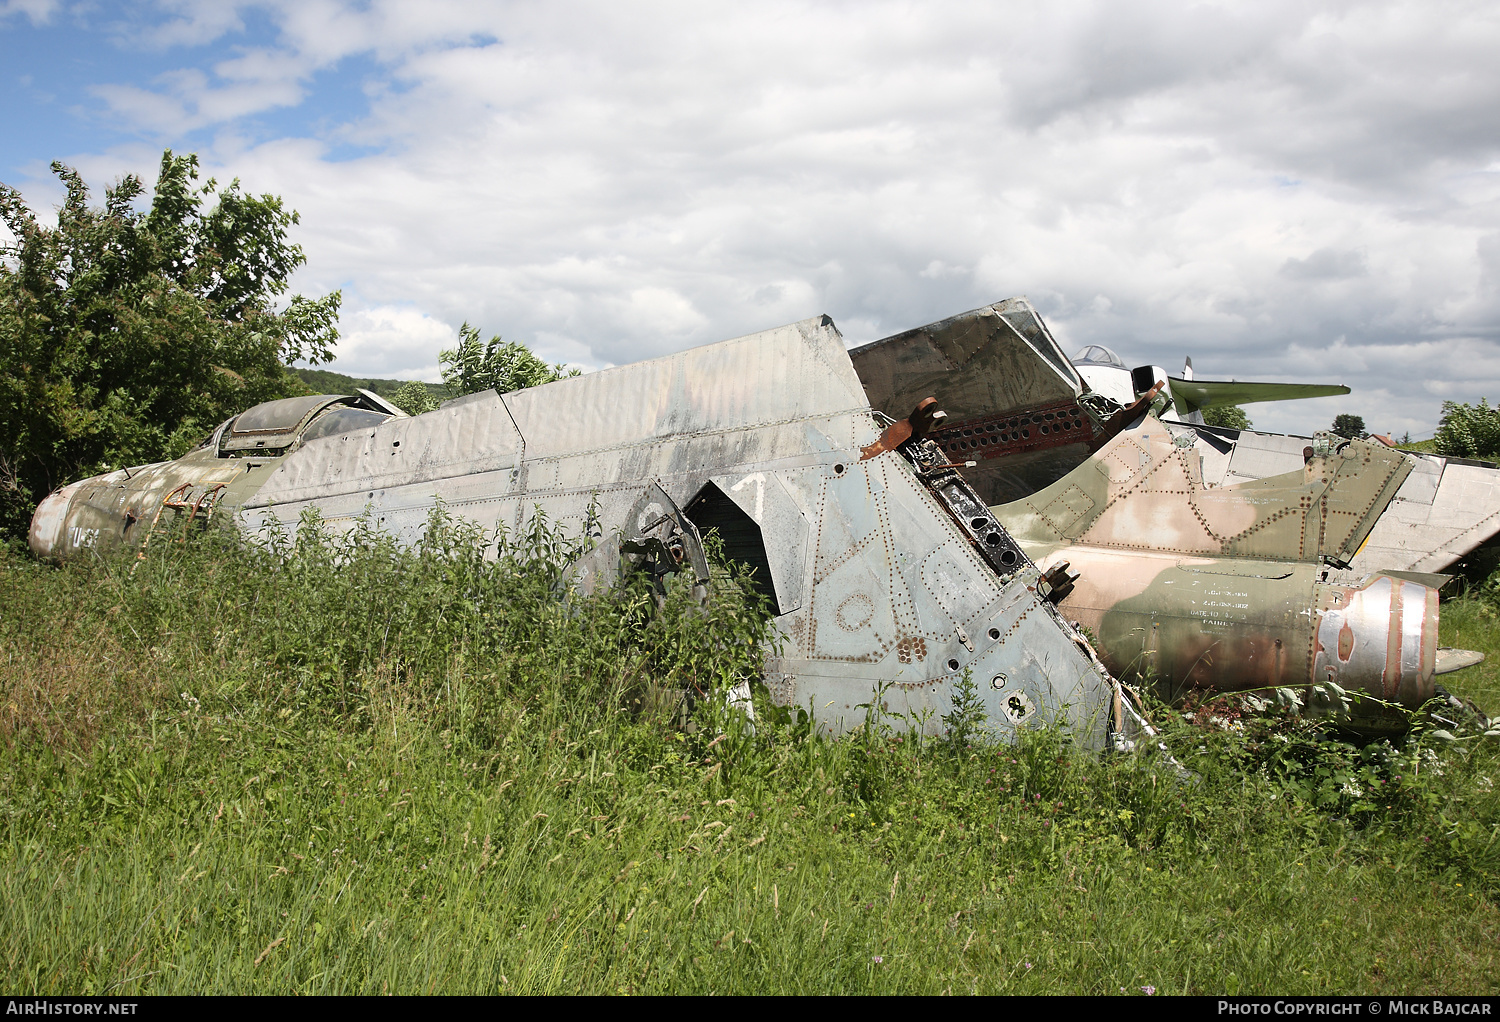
[1313,574,1438,709]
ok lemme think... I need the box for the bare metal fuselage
[30,316,1120,743]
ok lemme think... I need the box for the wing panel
[849,299,1082,424]
[505,316,866,461]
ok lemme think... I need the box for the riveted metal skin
[30,316,1122,744]
[993,411,1443,722]
[853,296,1500,583]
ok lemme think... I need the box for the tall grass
[2,516,1498,994]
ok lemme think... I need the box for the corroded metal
[930,398,1096,464]
[993,411,1444,719]
[850,298,1097,505]
[30,316,1125,744]
[854,295,1500,579]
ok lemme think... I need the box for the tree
[1434,399,1500,460]
[390,380,440,416]
[1331,414,1366,439]
[0,151,337,540]
[439,322,577,397]
[1201,404,1251,430]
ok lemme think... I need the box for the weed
[1,524,1498,994]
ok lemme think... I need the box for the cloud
[1280,248,1368,281]
[10,1,1500,436]
[128,0,247,49]
[0,0,58,26]
[326,304,456,381]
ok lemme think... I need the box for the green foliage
[1435,399,1500,461]
[1201,404,1251,430]
[291,367,448,412]
[941,670,990,750]
[440,322,577,397]
[1331,414,1367,439]
[2,527,1499,993]
[0,151,334,539]
[390,380,440,416]
[290,368,442,403]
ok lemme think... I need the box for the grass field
[2,520,1498,995]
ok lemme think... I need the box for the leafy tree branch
[0,150,336,540]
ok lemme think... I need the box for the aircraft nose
[1314,575,1438,708]
[28,483,82,561]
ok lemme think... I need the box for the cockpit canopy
[1071,345,1126,369]
[211,391,405,456]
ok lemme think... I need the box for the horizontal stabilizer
[1169,377,1350,413]
[991,411,1410,567]
[1435,647,1486,676]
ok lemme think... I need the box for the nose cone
[28,481,85,561]
[1314,575,1438,707]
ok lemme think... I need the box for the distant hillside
[292,368,448,403]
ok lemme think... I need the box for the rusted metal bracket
[132,482,228,569]
[1039,560,1079,604]
[929,397,1097,463]
[860,397,947,461]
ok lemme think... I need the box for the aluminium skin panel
[241,315,1117,743]
[1196,428,1500,575]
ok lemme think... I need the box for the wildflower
[1025,962,1033,970]
[1141,986,1156,995]
[872,955,884,964]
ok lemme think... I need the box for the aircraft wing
[850,298,1100,504]
[1169,377,1350,413]
[850,298,1083,423]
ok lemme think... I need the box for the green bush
[1435,399,1500,460]
[0,151,335,540]
[1201,405,1251,430]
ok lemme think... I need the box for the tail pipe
[1312,574,1437,708]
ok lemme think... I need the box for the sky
[3,0,1499,437]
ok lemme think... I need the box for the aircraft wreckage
[29,317,1131,745]
[29,301,1491,738]
[851,297,1495,727]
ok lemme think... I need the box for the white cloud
[0,0,57,25]
[129,1,247,49]
[326,304,455,380]
[12,0,1500,434]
